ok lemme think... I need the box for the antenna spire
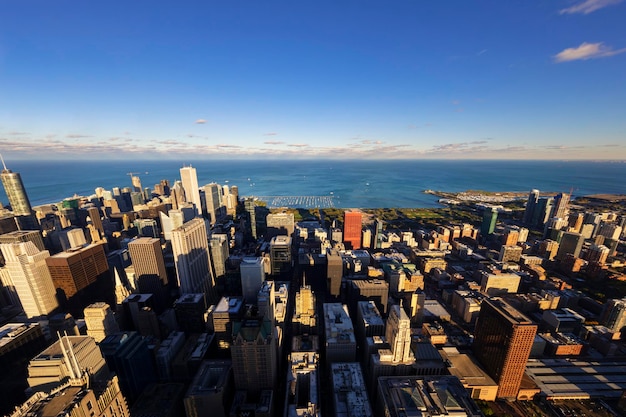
[0,153,7,171]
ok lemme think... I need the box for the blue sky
[0,0,625,160]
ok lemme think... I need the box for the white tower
[180,166,202,216]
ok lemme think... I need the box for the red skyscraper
[343,211,362,250]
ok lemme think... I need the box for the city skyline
[1,1,625,160]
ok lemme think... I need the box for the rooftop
[487,297,534,325]
[0,323,41,349]
[526,358,626,400]
[377,376,483,417]
[331,363,372,417]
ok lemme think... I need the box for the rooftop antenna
[64,332,82,379]
[0,153,7,171]
[58,331,76,379]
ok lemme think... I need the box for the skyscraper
[523,189,540,225]
[0,157,38,229]
[266,211,295,239]
[203,183,223,225]
[480,208,498,237]
[100,332,158,403]
[84,302,120,342]
[131,175,142,193]
[240,257,265,303]
[231,313,277,394]
[600,298,626,333]
[385,304,413,363]
[472,297,537,399]
[127,238,168,286]
[209,234,229,279]
[552,192,571,219]
[171,218,215,299]
[45,242,109,299]
[27,335,109,393]
[269,235,292,276]
[0,159,32,216]
[343,211,362,249]
[555,231,584,261]
[0,242,58,318]
[180,166,202,216]
[244,197,258,239]
[293,277,317,335]
[326,248,343,298]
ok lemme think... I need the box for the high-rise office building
[266,212,295,239]
[209,233,229,283]
[0,159,38,230]
[243,197,258,239]
[480,208,498,237]
[100,331,158,403]
[58,227,87,251]
[553,192,570,220]
[0,161,32,216]
[343,211,362,249]
[171,218,214,299]
[127,237,168,307]
[210,296,244,351]
[269,235,292,276]
[46,242,109,299]
[293,279,317,335]
[600,298,626,333]
[134,218,159,238]
[240,257,265,303]
[585,244,610,265]
[27,335,109,393]
[326,248,343,298]
[131,175,142,193]
[160,206,196,241]
[231,313,277,394]
[523,189,540,225]
[223,185,238,217]
[374,218,384,249]
[472,297,537,399]
[0,230,45,252]
[0,242,58,318]
[349,279,389,315]
[385,304,412,363]
[555,231,584,261]
[257,281,276,323]
[180,166,202,216]
[203,183,223,225]
[174,293,208,334]
[532,197,554,227]
[84,302,120,343]
[170,181,185,210]
[11,373,129,417]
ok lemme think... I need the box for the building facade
[171,218,214,299]
[472,297,537,399]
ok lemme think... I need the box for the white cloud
[560,0,622,14]
[554,42,626,62]
[194,119,207,124]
